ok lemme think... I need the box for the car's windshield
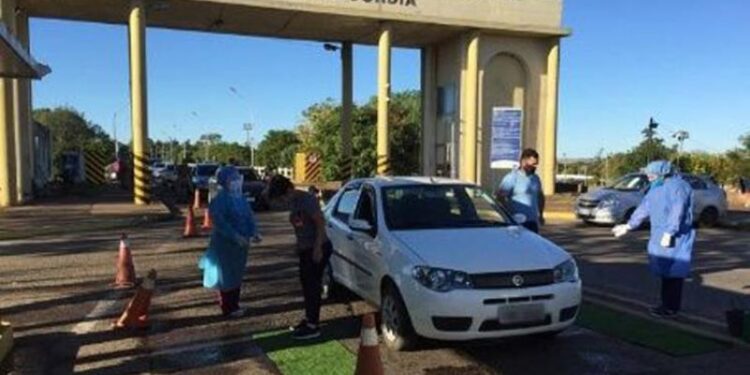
[196,165,218,176]
[383,185,512,230]
[609,174,647,191]
[238,169,258,181]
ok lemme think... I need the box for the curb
[545,211,577,221]
[583,287,750,349]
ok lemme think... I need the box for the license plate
[577,208,591,216]
[498,304,545,324]
[248,197,256,203]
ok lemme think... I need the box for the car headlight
[598,197,619,209]
[412,266,473,292]
[553,259,579,283]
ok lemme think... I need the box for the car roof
[347,176,473,188]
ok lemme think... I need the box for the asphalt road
[543,221,750,324]
[1,211,749,374]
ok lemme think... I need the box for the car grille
[470,269,554,289]
[578,199,599,209]
[479,315,552,332]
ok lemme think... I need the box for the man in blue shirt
[496,148,545,233]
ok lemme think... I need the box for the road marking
[70,292,124,335]
[71,241,173,335]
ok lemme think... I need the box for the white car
[323,177,581,350]
[575,173,728,227]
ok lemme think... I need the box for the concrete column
[0,0,17,207]
[460,32,480,184]
[13,10,32,203]
[421,46,437,176]
[341,41,353,179]
[376,24,391,176]
[128,0,150,205]
[543,41,560,195]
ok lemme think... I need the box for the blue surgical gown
[199,191,257,290]
[627,176,696,278]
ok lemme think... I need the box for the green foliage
[255,130,301,170]
[580,131,750,186]
[33,107,115,175]
[298,90,421,180]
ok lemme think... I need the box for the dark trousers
[218,287,241,315]
[522,221,540,233]
[298,242,333,325]
[661,277,684,312]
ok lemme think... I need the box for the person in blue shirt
[199,166,258,318]
[496,148,545,233]
[612,160,696,318]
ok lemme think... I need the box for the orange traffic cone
[201,207,213,231]
[193,189,201,210]
[114,269,157,330]
[113,234,136,289]
[354,313,384,375]
[183,206,198,238]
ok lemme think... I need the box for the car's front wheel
[699,207,720,228]
[380,283,418,351]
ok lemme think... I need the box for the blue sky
[30,0,749,157]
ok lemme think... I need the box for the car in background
[191,163,219,192]
[575,173,728,227]
[153,163,177,184]
[238,167,270,211]
[323,177,581,350]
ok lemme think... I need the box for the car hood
[391,227,570,274]
[580,188,643,206]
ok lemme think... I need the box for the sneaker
[291,323,320,340]
[289,319,308,332]
[226,308,248,319]
[649,306,677,319]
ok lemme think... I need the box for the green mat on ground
[254,330,356,375]
[578,303,730,357]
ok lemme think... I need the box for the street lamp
[243,122,255,167]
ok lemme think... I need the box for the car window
[610,174,648,191]
[353,187,377,229]
[383,185,511,230]
[239,169,258,181]
[684,175,707,190]
[196,165,218,176]
[333,189,360,223]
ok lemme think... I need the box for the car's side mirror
[349,218,373,233]
[512,213,528,224]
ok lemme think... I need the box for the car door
[349,184,382,302]
[683,175,709,216]
[326,186,361,291]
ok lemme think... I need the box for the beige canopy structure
[0,21,48,78]
[1,0,569,207]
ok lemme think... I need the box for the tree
[297,90,421,180]
[197,133,222,162]
[255,130,301,170]
[33,107,115,176]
